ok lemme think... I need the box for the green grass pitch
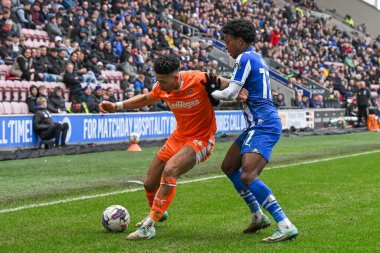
[1,132,380,252]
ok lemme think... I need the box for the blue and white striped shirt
[230,47,279,129]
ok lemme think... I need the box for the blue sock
[228,170,261,214]
[248,179,287,223]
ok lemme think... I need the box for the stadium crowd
[172,0,380,109]
[0,0,379,115]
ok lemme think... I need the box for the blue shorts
[235,118,282,162]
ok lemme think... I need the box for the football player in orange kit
[99,54,221,240]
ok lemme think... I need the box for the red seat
[0,80,5,101]
[4,80,14,101]
[0,65,8,80]
[57,82,66,89]
[115,71,123,80]
[370,84,380,91]
[21,28,33,39]
[11,102,22,114]
[2,101,13,114]
[19,102,29,114]
[0,65,21,81]
[12,80,22,101]
[0,103,4,114]
[20,81,30,101]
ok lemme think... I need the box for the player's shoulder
[180,70,206,84]
[180,70,205,79]
[237,50,265,69]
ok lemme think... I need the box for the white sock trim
[278,218,292,230]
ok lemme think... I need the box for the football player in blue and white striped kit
[210,19,298,242]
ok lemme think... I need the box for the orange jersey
[149,71,216,139]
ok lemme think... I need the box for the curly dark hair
[222,19,256,43]
[153,55,180,74]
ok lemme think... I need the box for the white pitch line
[1,149,379,214]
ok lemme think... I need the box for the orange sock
[145,190,156,207]
[149,177,177,222]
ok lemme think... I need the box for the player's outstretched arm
[99,94,159,113]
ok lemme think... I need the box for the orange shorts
[157,134,215,164]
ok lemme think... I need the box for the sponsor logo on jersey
[166,99,200,109]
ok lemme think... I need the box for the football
[129,133,140,143]
[101,205,130,232]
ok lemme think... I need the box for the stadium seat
[57,82,66,89]
[2,101,13,114]
[0,65,8,80]
[4,81,14,102]
[0,102,4,114]
[35,81,45,87]
[20,81,30,101]
[0,80,5,101]
[13,80,22,101]
[11,102,22,114]
[0,65,21,81]
[19,102,29,114]
[370,84,379,91]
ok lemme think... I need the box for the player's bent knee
[143,178,159,192]
[221,161,236,175]
[240,168,259,186]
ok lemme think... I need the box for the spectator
[105,87,117,103]
[63,62,82,98]
[66,97,90,113]
[40,48,62,81]
[344,15,355,28]
[120,73,132,90]
[356,81,371,126]
[0,36,14,64]
[123,88,134,100]
[85,53,104,81]
[0,19,14,43]
[301,95,309,108]
[102,41,117,70]
[121,55,138,81]
[134,73,145,93]
[274,93,286,108]
[49,86,66,113]
[68,51,97,84]
[270,27,281,46]
[37,85,55,112]
[98,44,117,70]
[14,1,35,29]
[80,85,98,113]
[91,84,104,106]
[144,67,155,90]
[9,35,22,58]
[31,4,43,28]
[33,97,69,148]
[45,15,62,40]
[10,47,34,80]
[26,84,38,113]
[309,94,324,108]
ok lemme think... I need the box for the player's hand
[237,88,249,103]
[201,73,221,106]
[99,101,116,113]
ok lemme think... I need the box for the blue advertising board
[0,111,246,149]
